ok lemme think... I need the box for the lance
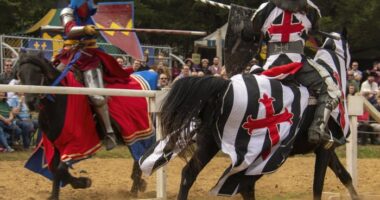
[195,0,341,40]
[41,25,207,36]
[195,0,231,9]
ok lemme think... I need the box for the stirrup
[322,132,334,149]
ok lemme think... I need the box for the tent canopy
[194,23,227,49]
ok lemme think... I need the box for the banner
[93,2,143,60]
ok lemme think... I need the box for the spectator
[347,84,358,96]
[354,72,362,84]
[370,61,380,84]
[200,59,211,75]
[8,93,38,150]
[171,61,181,80]
[156,61,170,77]
[132,60,142,72]
[360,72,378,104]
[185,58,200,72]
[244,65,252,74]
[367,95,380,145]
[173,65,191,83]
[116,57,126,67]
[139,60,150,71]
[208,57,222,75]
[350,61,362,76]
[157,73,170,90]
[197,71,205,77]
[0,59,15,84]
[347,70,360,92]
[0,92,21,152]
[220,66,228,80]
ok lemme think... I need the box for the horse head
[320,29,350,70]
[16,51,60,111]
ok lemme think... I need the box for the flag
[92,2,143,60]
[27,39,53,59]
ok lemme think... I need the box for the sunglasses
[160,78,168,80]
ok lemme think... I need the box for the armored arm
[60,7,96,38]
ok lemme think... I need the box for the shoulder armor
[60,7,74,26]
[61,7,74,16]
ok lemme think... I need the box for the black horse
[17,52,148,200]
[143,33,359,200]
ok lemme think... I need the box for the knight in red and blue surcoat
[54,0,133,150]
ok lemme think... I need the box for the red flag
[92,2,143,60]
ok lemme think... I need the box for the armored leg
[83,68,117,150]
[294,60,339,147]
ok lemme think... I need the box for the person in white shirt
[360,72,378,104]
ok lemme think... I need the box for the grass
[1,144,379,162]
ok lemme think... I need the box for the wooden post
[151,90,169,200]
[346,96,363,187]
[216,28,223,64]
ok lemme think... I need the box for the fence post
[346,96,363,187]
[151,90,169,200]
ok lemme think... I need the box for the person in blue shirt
[8,93,38,150]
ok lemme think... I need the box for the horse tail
[160,76,231,149]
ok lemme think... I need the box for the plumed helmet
[70,0,97,17]
[270,0,308,12]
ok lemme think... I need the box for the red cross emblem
[333,72,346,129]
[267,11,305,43]
[242,94,294,159]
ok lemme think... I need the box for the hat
[184,58,193,63]
[201,59,209,63]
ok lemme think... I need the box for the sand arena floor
[0,156,379,200]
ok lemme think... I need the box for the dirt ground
[0,156,379,200]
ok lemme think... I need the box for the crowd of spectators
[0,59,38,153]
[348,61,380,145]
[117,55,229,91]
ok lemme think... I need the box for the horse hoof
[139,179,147,192]
[130,189,138,198]
[71,177,92,189]
[47,196,59,200]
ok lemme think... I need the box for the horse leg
[49,150,64,200]
[239,175,262,200]
[177,134,219,200]
[130,160,147,197]
[328,152,360,200]
[313,146,331,200]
